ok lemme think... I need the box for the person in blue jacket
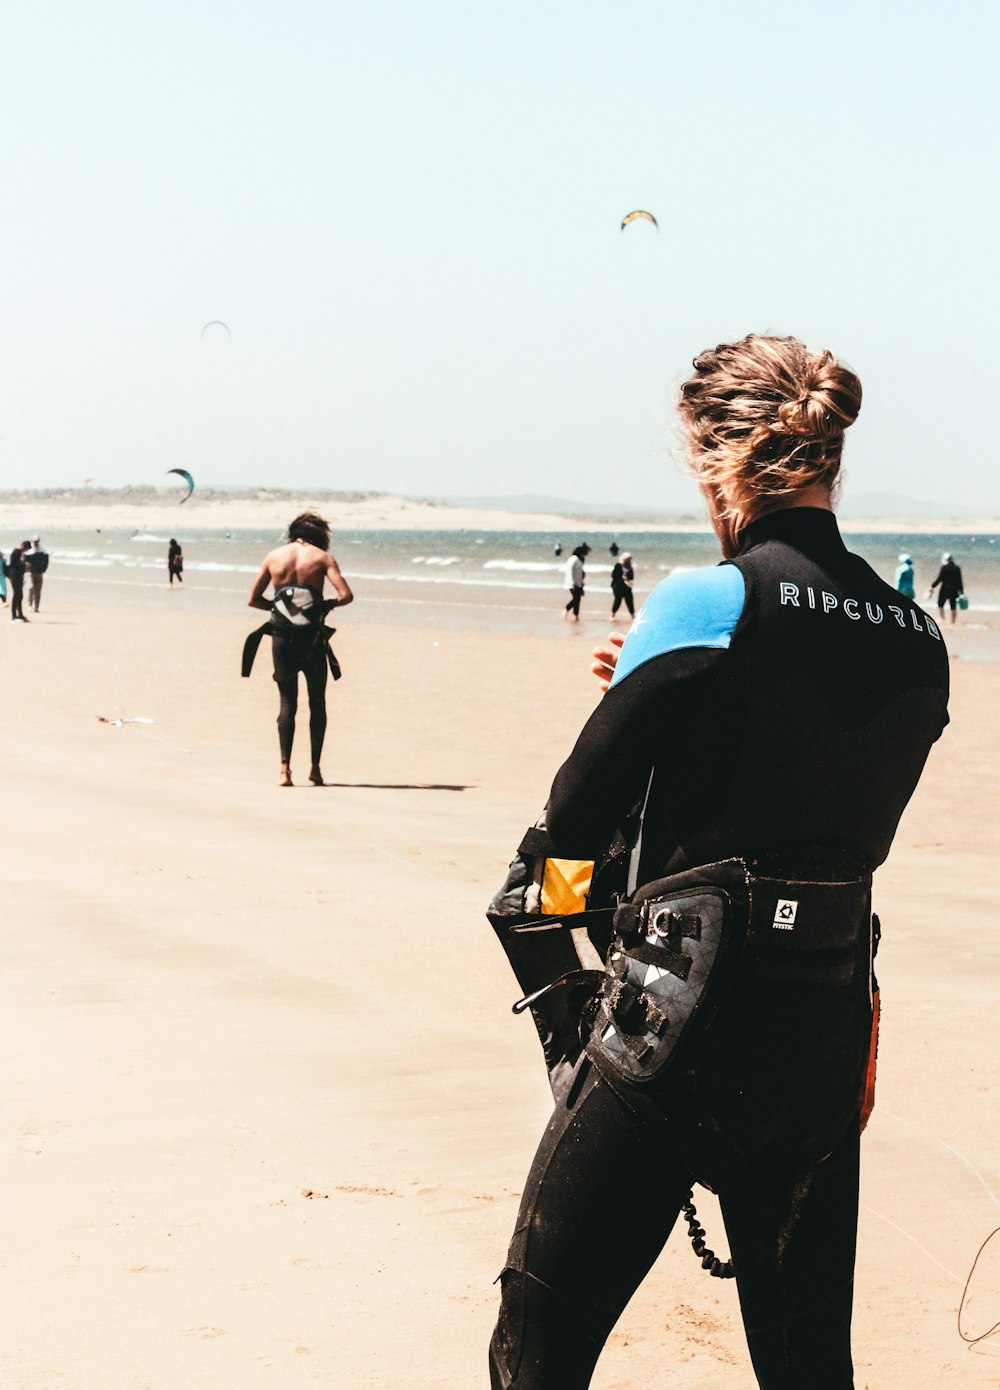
[894,552,915,598]
[489,335,950,1390]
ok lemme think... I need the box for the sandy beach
[2,595,998,1389]
[0,491,999,535]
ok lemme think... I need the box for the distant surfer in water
[245,511,353,787]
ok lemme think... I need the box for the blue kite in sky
[166,468,195,503]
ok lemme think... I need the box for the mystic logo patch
[772,899,798,931]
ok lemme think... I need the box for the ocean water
[3,525,999,655]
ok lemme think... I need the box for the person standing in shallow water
[246,511,353,787]
[610,551,635,620]
[894,553,915,599]
[928,551,963,624]
[563,545,589,622]
[488,335,949,1390]
[167,539,184,585]
[26,537,48,612]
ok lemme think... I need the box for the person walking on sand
[487,334,949,1390]
[167,538,184,585]
[244,511,353,787]
[5,541,30,622]
[0,551,7,607]
[563,544,589,622]
[928,551,963,623]
[25,537,48,612]
[610,551,635,620]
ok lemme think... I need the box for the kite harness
[241,583,342,681]
[489,835,881,1285]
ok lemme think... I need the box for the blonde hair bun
[679,335,862,515]
[776,350,862,440]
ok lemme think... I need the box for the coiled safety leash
[681,1192,735,1279]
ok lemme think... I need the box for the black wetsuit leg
[490,1059,693,1390]
[272,633,328,766]
[720,1127,859,1389]
[10,580,23,620]
[273,632,308,763]
[303,644,328,765]
[275,673,298,763]
[491,1060,861,1390]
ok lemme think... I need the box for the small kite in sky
[166,468,195,503]
[620,210,659,231]
[200,320,231,339]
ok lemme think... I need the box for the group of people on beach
[566,541,968,630]
[562,543,635,622]
[0,538,48,620]
[896,550,966,623]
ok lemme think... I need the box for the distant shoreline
[0,490,997,535]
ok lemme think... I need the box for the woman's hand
[591,632,626,692]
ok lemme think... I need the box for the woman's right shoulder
[643,563,745,614]
[610,564,745,685]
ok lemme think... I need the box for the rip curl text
[778,582,941,639]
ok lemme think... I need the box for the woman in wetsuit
[489,335,950,1390]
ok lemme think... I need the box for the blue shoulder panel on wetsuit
[609,563,745,687]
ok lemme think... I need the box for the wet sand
[2,600,997,1387]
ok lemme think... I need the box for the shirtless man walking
[246,511,353,786]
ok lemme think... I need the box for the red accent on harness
[860,987,880,1133]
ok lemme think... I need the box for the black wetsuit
[242,585,340,766]
[491,510,949,1390]
[6,549,26,621]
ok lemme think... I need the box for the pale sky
[1,0,997,509]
